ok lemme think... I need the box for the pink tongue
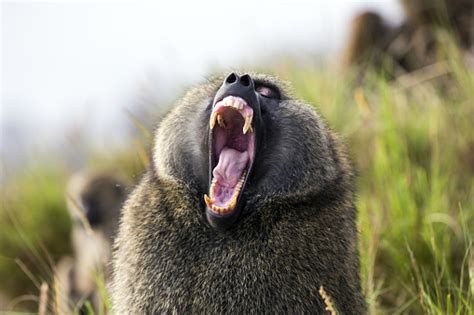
[213,147,249,188]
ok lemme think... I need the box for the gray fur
[112,74,365,314]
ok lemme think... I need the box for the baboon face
[204,73,268,229]
[155,73,335,230]
[80,177,124,227]
[67,174,126,240]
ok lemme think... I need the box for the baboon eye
[256,85,279,99]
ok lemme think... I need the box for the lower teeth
[207,170,247,214]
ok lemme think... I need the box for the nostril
[225,73,238,84]
[240,74,251,87]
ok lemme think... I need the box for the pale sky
[1,1,403,167]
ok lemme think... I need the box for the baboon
[112,72,365,313]
[56,172,127,313]
[343,0,473,77]
[342,11,392,70]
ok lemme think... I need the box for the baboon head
[154,72,338,230]
[67,172,126,241]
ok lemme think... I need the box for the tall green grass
[1,49,473,313]
[0,166,71,310]
[277,49,473,313]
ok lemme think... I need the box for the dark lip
[205,94,258,228]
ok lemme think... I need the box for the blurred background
[1,1,473,314]
[2,1,404,170]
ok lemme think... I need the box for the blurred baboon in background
[343,0,473,78]
[342,12,396,72]
[56,172,127,314]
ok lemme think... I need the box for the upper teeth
[209,96,253,134]
[221,96,245,110]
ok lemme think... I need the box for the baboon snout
[214,73,258,106]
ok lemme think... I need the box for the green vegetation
[277,48,473,313]
[0,151,146,312]
[1,48,473,314]
[0,166,71,310]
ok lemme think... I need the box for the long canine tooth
[204,194,213,208]
[243,115,253,134]
[217,114,226,128]
[210,111,218,129]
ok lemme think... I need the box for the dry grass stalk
[38,282,48,315]
[319,285,337,315]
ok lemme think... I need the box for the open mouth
[204,95,255,217]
